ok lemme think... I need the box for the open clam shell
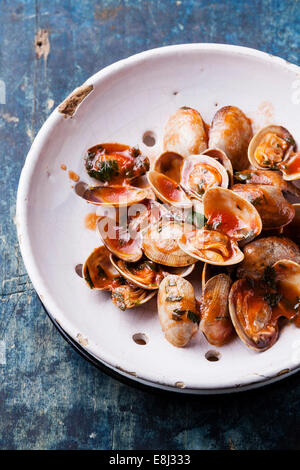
[157,275,199,347]
[229,278,278,352]
[248,125,295,171]
[272,259,300,315]
[200,273,234,346]
[85,143,150,185]
[201,148,234,185]
[204,187,262,242]
[81,185,150,207]
[110,255,195,290]
[111,285,156,310]
[232,184,295,230]
[82,245,121,290]
[147,170,192,208]
[209,106,253,171]
[163,107,208,157]
[279,152,300,181]
[153,151,184,183]
[97,216,143,262]
[283,203,300,245]
[180,154,229,201]
[142,221,197,267]
[179,227,244,266]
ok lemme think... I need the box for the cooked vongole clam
[81,184,150,207]
[201,148,234,185]
[84,143,150,184]
[83,246,121,290]
[111,284,156,311]
[229,259,299,352]
[97,216,143,262]
[110,255,195,290]
[200,273,234,346]
[180,154,229,200]
[248,125,298,179]
[147,170,192,208]
[157,275,199,347]
[283,203,300,245]
[142,220,197,267]
[237,236,300,281]
[154,151,184,183]
[163,107,208,157]
[234,169,300,197]
[273,259,300,327]
[179,187,262,265]
[209,106,253,171]
[232,184,295,230]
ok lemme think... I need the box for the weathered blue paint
[1,0,300,450]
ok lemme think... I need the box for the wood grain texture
[1,0,300,450]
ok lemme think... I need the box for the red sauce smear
[68,170,80,182]
[84,213,98,231]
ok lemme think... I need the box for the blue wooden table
[1,0,300,450]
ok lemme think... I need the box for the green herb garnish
[87,159,119,183]
[264,292,282,308]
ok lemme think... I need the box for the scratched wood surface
[1,0,300,450]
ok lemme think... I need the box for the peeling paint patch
[58,84,93,117]
[47,98,54,110]
[1,113,19,123]
[35,29,50,63]
[76,333,88,347]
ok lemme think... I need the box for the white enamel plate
[17,44,300,393]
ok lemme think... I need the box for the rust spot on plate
[277,368,290,376]
[58,84,93,117]
[116,366,137,377]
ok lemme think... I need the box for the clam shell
[110,255,195,290]
[97,216,143,262]
[248,125,295,170]
[157,275,199,347]
[147,170,192,208]
[279,152,300,181]
[142,221,197,267]
[237,236,300,280]
[179,227,244,266]
[82,245,120,290]
[273,259,300,308]
[84,142,149,185]
[200,273,234,346]
[209,106,253,171]
[180,154,229,201]
[163,107,208,157]
[229,279,278,352]
[201,148,234,185]
[234,169,300,197]
[82,185,149,207]
[111,285,156,310]
[153,151,184,183]
[203,187,262,242]
[232,183,295,230]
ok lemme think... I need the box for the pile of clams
[78,105,300,351]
